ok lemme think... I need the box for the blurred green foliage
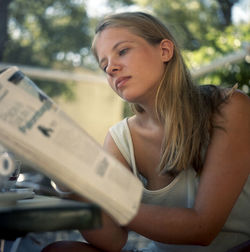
[1,0,91,99]
[184,23,250,95]
[134,0,241,49]
[4,0,91,68]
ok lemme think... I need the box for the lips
[115,76,131,89]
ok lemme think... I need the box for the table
[0,194,101,240]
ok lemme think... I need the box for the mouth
[115,76,131,90]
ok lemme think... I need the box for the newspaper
[0,66,143,225]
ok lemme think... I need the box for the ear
[159,39,174,62]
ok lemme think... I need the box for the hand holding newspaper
[0,66,143,225]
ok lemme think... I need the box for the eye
[119,48,129,56]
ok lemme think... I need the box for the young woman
[43,12,250,252]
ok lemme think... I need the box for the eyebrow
[99,40,132,67]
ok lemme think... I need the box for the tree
[217,0,239,26]
[0,0,12,60]
[186,23,250,95]
[130,0,241,50]
[2,0,91,68]
[0,0,92,98]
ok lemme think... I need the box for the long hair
[92,12,229,175]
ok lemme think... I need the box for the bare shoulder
[214,90,250,134]
[220,89,250,118]
[213,90,250,171]
[228,89,250,106]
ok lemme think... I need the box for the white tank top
[109,118,250,252]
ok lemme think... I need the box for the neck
[135,102,163,129]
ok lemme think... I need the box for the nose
[106,62,121,75]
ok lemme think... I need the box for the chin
[121,96,138,104]
[119,91,140,103]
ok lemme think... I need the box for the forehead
[94,27,141,57]
[95,27,137,44]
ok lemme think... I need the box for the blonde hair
[93,12,228,175]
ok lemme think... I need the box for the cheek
[133,49,164,73]
[136,57,165,83]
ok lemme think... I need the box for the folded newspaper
[0,66,143,225]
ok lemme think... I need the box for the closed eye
[119,48,129,56]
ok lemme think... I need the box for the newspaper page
[0,66,143,225]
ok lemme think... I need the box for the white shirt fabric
[109,118,250,252]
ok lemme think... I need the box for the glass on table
[0,151,21,192]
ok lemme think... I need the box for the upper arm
[194,91,250,239]
[103,131,132,171]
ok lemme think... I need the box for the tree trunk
[0,0,13,61]
[217,0,239,26]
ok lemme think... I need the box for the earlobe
[160,39,174,62]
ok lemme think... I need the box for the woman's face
[94,27,173,106]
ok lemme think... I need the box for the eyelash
[119,48,129,56]
[102,48,129,72]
